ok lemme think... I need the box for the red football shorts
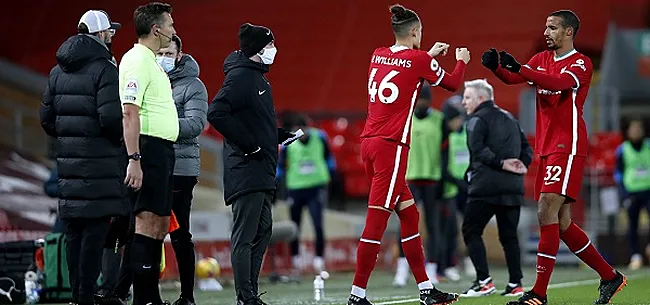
[535,153,586,202]
[361,137,413,210]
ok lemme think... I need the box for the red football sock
[397,204,429,285]
[352,208,391,290]
[561,222,616,280]
[532,224,560,297]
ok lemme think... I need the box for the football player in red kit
[347,4,470,305]
[483,10,627,305]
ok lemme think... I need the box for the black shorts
[133,135,175,216]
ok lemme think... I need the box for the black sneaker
[500,283,525,297]
[348,294,373,305]
[144,302,171,305]
[505,290,547,305]
[420,288,459,305]
[172,297,195,305]
[460,278,496,297]
[94,293,127,305]
[594,270,627,304]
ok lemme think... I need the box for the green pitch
[161,267,649,305]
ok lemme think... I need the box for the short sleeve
[119,58,148,107]
[417,51,446,87]
[561,56,593,89]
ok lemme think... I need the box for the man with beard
[484,10,626,305]
[40,10,127,305]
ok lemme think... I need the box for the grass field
[159,267,650,305]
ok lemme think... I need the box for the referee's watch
[128,153,141,161]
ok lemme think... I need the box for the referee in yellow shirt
[119,3,177,305]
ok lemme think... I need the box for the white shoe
[444,267,461,282]
[392,257,409,287]
[463,257,476,277]
[425,262,439,284]
[628,253,643,270]
[313,256,325,273]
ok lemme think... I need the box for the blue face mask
[156,56,175,73]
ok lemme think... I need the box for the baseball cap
[79,10,121,34]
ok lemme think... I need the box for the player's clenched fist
[481,48,499,70]
[456,47,470,64]
[428,42,450,57]
[499,50,521,73]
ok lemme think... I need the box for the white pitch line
[374,274,645,305]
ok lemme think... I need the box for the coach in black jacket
[207,23,295,305]
[458,79,532,297]
[39,10,127,305]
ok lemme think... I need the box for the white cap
[78,10,121,34]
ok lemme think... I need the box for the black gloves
[499,51,521,73]
[481,48,499,71]
[278,127,298,145]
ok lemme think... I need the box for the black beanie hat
[239,23,274,58]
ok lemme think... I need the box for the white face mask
[259,47,277,65]
[156,56,175,73]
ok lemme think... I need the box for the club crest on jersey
[569,58,586,72]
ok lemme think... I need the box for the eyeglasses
[108,29,116,37]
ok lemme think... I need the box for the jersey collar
[390,45,410,53]
[553,49,577,62]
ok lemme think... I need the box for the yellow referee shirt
[119,43,179,142]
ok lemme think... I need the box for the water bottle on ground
[25,271,40,304]
[313,275,324,301]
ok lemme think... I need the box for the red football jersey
[360,46,447,145]
[523,50,593,157]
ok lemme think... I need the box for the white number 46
[544,165,562,182]
[368,68,400,104]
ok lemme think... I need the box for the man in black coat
[458,79,533,298]
[207,23,296,305]
[39,10,127,305]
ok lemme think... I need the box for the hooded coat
[168,54,208,177]
[40,34,129,219]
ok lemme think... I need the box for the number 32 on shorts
[544,165,562,185]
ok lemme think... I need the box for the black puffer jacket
[40,34,129,219]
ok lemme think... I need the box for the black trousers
[441,197,459,270]
[462,200,522,284]
[626,192,650,255]
[231,191,274,301]
[98,214,131,296]
[170,176,198,301]
[287,186,325,257]
[398,183,443,263]
[64,218,111,305]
